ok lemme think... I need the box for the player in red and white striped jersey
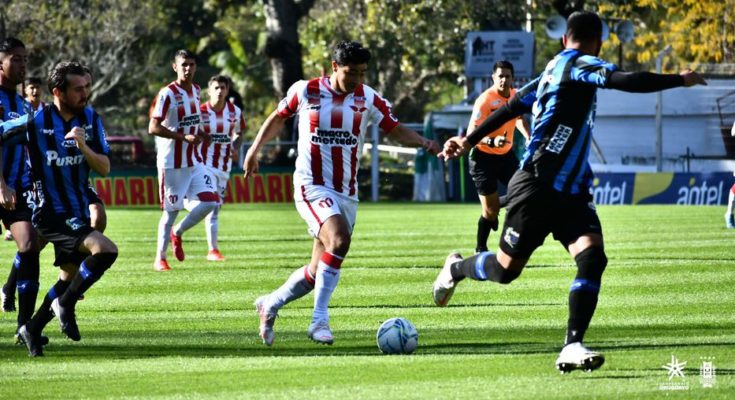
[149,50,218,272]
[191,75,245,261]
[245,41,440,346]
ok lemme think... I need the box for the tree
[262,0,317,99]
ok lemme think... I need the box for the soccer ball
[376,317,418,355]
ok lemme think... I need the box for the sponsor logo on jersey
[210,134,230,144]
[43,128,55,135]
[46,150,85,166]
[180,114,201,128]
[312,129,359,146]
[7,111,22,119]
[546,124,573,153]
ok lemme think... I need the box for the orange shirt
[467,87,520,155]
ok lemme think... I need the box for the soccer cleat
[432,252,462,307]
[170,231,185,261]
[254,296,277,346]
[207,249,225,262]
[726,213,735,229]
[15,332,49,347]
[1,284,16,312]
[153,259,171,272]
[50,298,81,341]
[4,230,13,241]
[307,320,334,345]
[555,342,605,373]
[17,325,43,357]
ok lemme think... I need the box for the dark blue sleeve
[570,55,619,87]
[514,77,539,110]
[89,112,110,155]
[0,114,30,146]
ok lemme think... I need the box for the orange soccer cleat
[154,259,171,271]
[207,249,225,262]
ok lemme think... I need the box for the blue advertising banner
[592,172,732,205]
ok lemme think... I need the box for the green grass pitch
[0,203,732,398]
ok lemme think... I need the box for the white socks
[312,252,343,324]
[156,210,179,259]
[267,265,316,311]
[205,204,220,250]
[174,201,217,236]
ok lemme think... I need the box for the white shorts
[159,164,216,211]
[204,166,230,204]
[294,184,358,238]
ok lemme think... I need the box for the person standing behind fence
[191,75,245,261]
[149,49,218,272]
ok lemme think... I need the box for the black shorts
[86,183,103,205]
[499,170,603,258]
[468,149,519,196]
[34,209,93,267]
[0,187,36,229]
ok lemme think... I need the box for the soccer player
[433,11,706,373]
[1,60,119,357]
[149,50,218,271]
[725,121,735,228]
[245,40,440,346]
[0,38,43,345]
[466,60,530,253]
[193,75,245,261]
[24,76,46,112]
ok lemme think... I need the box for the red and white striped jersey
[150,82,202,169]
[199,101,245,173]
[277,77,400,199]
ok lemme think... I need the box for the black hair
[492,60,514,76]
[0,37,25,55]
[208,74,230,87]
[25,77,43,86]
[332,41,371,66]
[566,11,603,42]
[47,60,86,93]
[174,49,197,62]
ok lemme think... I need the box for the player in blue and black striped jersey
[434,11,706,373]
[0,38,44,347]
[0,60,118,357]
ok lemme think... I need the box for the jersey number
[318,198,334,208]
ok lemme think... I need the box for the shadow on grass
[2,323,733,361]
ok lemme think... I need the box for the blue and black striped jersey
[0,105,109,219]
[516,48,618,195]
[0,86,32,191]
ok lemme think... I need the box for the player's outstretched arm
[243,110,287,179]
[387,124,440,155]
[606,69,707,93]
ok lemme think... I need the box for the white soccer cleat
[307,320,334,345]
[725,213,735,229]
[555,342,605,373]
[254,296,277,346]
[432,252,462,307]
